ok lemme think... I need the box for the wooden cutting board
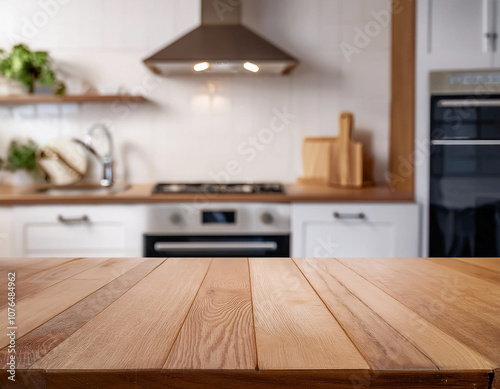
[301,137,337,183]
[330,111,363,188]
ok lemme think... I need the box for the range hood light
[194,62,210,72]
[243,62,260,73]
[143,0,298,76]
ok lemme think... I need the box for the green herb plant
[1,140,40,177]
[0,44,66,96]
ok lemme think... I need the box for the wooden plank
[0,258,109,308]
[0,279,106,349]
[0,257,75,271]
[456,258,500,272]
[46,371,135,389]
[9,369,491,389]
[0,259,164,370]
[369,371,491,389]
[493,368,500,389]
[314,259,493,370]
[0,370,46,389]
[389,0,415,194]
[294,258,437,370]
[426,258,500,284]
[32,258,212,370]
[164,258,256,370]
[137,370,491,389]
[5,369,490,389]
[71,258,144,280]
[0,258,143,349]
[249,258,369,370]
[340,258,500,366]
[0,258,76,291]
[0,258,76,306]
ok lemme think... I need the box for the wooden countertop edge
[0,184,414,205]
[2,369,494,389]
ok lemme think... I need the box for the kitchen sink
[25,183,131,196]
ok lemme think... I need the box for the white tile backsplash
[0,0,391,184]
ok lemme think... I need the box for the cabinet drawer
[25,223,124,253]
[304,222,394,257]
[12,205,146,257]
[292,204,419,258]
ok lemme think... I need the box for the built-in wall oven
[144,203,290,257]
[429,70,500,257]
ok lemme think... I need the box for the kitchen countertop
[0,257,498,388]
[0,183,413,205]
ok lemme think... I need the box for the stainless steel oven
[143,203,290,257]
[429,70,500,257]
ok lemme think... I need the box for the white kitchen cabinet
[493,0,500,66]
[0,207,13,258]
[12,205,147,257]
[421,0,496,69]
[291,204,419,258]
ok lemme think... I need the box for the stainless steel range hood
[143,0,299,76]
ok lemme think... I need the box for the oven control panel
[145,203,291,235]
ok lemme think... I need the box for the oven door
[429,142,500,257]
[144,235,290,258]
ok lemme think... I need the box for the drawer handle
[333,212,366,220]
[57,215,90,224]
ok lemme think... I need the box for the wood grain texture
[0,370,46,389]
[249,258,369,370]
[457,258,500,272]
[0,257,75,272]
[426,258,500,284]
[0,258,144,349]
[32,258,212,370]
[493,368,500,389]
[0,278,107,349]
[0,258,76,306]
[340,258,500,366]
[322,259,494,370]
[164,258,256,370]
[134,370,491,389]
[7,369,490,389]
[0,258,109,308]
[294,258,436,370]
[301,137,336,183]
[330,111,363,188]
[390,0,415,195]
[0,259,164,369]
[46,371,136,389]
[0,257,497,389]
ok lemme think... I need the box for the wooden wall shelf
[0,94,148,104]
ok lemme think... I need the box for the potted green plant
[0,139,43,184]
[0,44,66,96]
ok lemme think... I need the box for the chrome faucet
[74,123,114,187]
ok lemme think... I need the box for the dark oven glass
[430,95,500,257]
[144,235,290,258]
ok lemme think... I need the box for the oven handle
[153,241,278,252]
[431,140,500,146]
[437,99,500,107]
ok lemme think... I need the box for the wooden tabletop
[0,257,498,389]
[0,183,413,205]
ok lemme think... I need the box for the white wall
[0,0,392,184]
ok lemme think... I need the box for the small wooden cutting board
[330,111,363,188]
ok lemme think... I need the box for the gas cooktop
[152,183,285,195]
